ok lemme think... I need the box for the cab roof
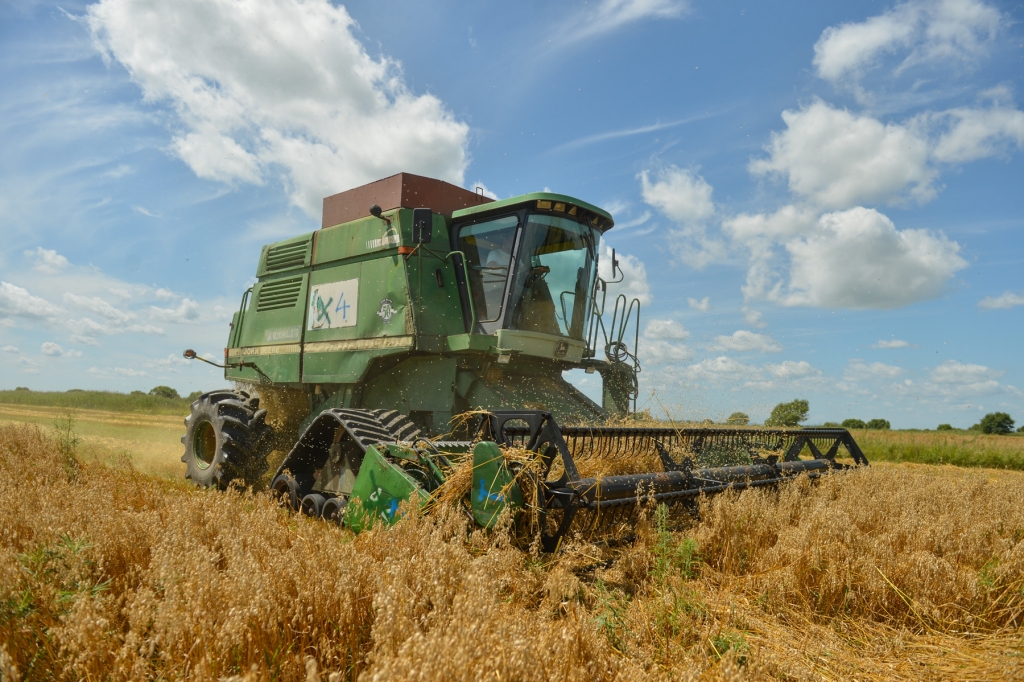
[451,192,614,231]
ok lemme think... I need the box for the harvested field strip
[0,404,185,479]
[2,423,1023,680]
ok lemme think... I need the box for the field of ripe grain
[2,422,1024,681]
[852,428,1024,470]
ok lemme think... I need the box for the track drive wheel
[300,493,326,518]
[271,473,299,510]
[322,497,347,526]
[181,389,271,488]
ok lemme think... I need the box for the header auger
[181,172,867,549]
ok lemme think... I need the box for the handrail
[585,278,609,357]
[229,287,252,348]
[610,295,641,362]
[446,250,477,334]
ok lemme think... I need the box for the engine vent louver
[256,277,303,312]
[265,241,308,272]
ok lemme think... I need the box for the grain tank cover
[321,172,493,229]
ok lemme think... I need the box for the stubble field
[1,404,1023,680]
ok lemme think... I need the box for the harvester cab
[206,173,638,436]
[181,172,867,550]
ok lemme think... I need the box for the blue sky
[1,0,1022,428]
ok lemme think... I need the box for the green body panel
[470,441,523,528]
[223,191,637,432]
[226,351,301,384]
[446,334,499,352]
[362,356,457,432]
[495,329,587,363]
[344,444,430,532]
[302,346,412,384]
[226,232,313,384]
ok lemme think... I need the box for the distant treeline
[0,388,218,415]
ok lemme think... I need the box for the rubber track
[324,408,421,452]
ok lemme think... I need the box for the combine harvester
[183,173,867,550]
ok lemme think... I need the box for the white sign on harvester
[308,279,359,330]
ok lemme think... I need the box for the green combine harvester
[183,173,867,549]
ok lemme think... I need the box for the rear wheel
[181,390,271,488]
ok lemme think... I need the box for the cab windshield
[508,214,598,339]
[456,211,599,340]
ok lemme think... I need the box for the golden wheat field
[3,421,1024,681]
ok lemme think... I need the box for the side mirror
[412,208,432,244]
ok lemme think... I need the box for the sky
[1,0,1022,428]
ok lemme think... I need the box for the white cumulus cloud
[709,330,782,354]
[41,342,82,358]
[25,247,70,274]
[845,359,904,380]
[0,282,64,321]
[741,307,766,329]
[2,345,19,353]
[766,360,821,380]
[644,319,690,340]
[41,342,62,357]
[149,298,201,323]
[642,340,694,364]
[724,204,818,243]
[778,207,966,309]
[929,359,1001,385]
[978,291,1024,310]
[872,339,911,349]
[750,100,935,209]
[924,360,1016,398]
[927,98,1024,163]
[64,293,134,324]
[687,297,710,311]
[641,319,691,364]
[86,0,470,216]
[640,166,714,222]
[639,166,725,269]
[812,0,1003,87]
[682,356,757,380]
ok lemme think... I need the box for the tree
[977,412,1015,435]
[726,412,750,425]
[187,391,204,402]
[937,423,953,431]
[866,419,890,430]
[149,385,180,400]
[766,399,809,427]
[822,421,841,427]
[842,418,866,429]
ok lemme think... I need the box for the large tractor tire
[181,389,272,488]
